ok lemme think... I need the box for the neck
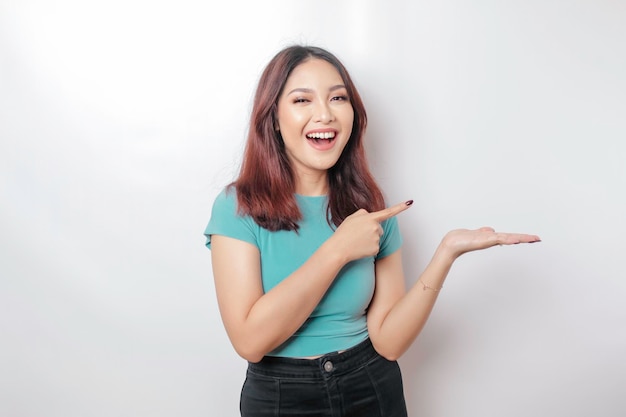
[294,171,328,196]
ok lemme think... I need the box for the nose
[313,101,334,124]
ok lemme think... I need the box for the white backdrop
[1,1,625,416]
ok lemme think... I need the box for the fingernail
[529,239,542,243]
[406,200,414,206]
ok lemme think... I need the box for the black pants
[240,338,408,417]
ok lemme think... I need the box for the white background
[1,1,625,416]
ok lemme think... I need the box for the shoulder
[212,185,237,208]
[210,185,249,220]
[205,186,259,249]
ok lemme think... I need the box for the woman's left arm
[367,227,540,361]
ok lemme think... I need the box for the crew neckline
[295,193,327,199]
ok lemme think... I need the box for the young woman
[204,45,540,417]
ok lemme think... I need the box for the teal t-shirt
[204,187,403,357]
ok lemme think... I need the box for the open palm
[442,227,541,259]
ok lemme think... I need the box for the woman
[204,45,540,416]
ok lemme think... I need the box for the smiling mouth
[306,131,336,144]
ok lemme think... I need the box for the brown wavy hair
[232,45,385,231]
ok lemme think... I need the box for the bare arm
[367,227,541,361]
[211,235,344,362]
[211,201,413,362]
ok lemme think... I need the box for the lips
[305,130,337,151]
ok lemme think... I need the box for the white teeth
[306,132,336,139]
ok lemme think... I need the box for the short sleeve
[203,188,259,250]
[376,216,403,259]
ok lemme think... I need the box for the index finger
[370,200,414,222]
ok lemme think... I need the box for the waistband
[247,338,379,379]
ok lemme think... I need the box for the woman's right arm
[210,201,412,362]
[211,234,345,362]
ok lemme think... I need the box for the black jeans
[240,338,408,417]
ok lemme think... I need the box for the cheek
[339,104,354,122]
[278,108,308,132]
[341,108,355,132]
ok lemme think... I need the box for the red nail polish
[406,200,414,206]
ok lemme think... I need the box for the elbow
[232,342,266,363]
[370,339,403,362]
[239,351,265,363]
[226,326,271,363]
[379,351,401,362]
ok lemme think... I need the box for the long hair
[233,45,385,231]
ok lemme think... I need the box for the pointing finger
[370,200,414,222]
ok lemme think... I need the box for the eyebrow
[286,84,347,95]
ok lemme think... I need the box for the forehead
[283,58,344,89]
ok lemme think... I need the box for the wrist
[433,239,458,265]
[320,236,350,268]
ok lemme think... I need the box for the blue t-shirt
[204,187,403,357]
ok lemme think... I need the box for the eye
[331,95,349,102]
[293,97,310,104]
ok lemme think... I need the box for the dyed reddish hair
[232,45,385,231]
